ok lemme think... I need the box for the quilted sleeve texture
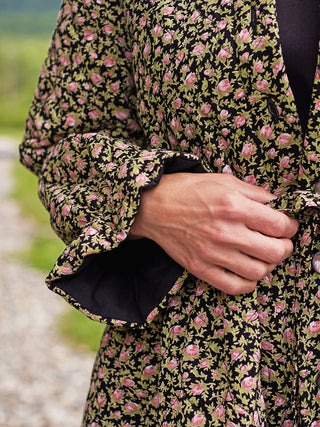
[19,0,204,327]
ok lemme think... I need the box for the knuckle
[220,191,240,216]
[270,216,285,237]
[209,223,229,244]
[247,264,268,281]
[224,279,257,295]
[270,241,291,262]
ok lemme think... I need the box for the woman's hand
[130,173,299,295]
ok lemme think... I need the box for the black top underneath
[276,0,319,133]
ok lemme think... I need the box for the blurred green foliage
[0,35,50,134]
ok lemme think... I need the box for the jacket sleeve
[19,0,204,327]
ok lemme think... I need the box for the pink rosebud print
[164,6,175,15]
[190,11,201,22]
[217,79,231,93]
[244,175,256,185]
[241,376,255,389]
[260,124,273,138]
[85,226,98,236]
[218,47,230,60]
[231,349,243,361]
[151,135,160,146]
[140,16,147,28]
[217,20,227,31]
[88,110,100,119]
[218,139,228,149]
[116,230,127,242]
[104,57,116,67]
[115,110,128,120]
[261,368,275,379]
[110,82,119,92]
[191,384,203,395]
[256,79,269,91]
[61,264,73,275]
[235,115,246,128]
[112,389,123,401]
[153,24,162,36]
[123,378,135,387]
[200,104,211,115]
[214,405,225,418]
[90,72,102,84]
[253,36,266,48]
[283,328,294,341]
[244,311,258,321]
[164,71,172,82]
[59,54,69,66]
[261,340,274,351]
[125,402,138,413]
[145,74,151,87]
[194,315,206,326]
[273,60,284,74]
[185,124,194,136]
[283,173,295,183]
[200,359,209,368]
[235,89,245,99]
[143,43,151,56]
[97,395,106,406]
[143,365,156,376]
[69,81,78,91]
[254,60,264,72]
[242,143,255,157]
[287,115,296,123]
[152,394,163,405]
[164,32,173,42]
[170,325,183,335]
[102,24,113,34]
[280,156,290,167]
[237,28,250,42]
[135,173,147,184]
[300,232,310,245]
[193,44,206,55]
[258,311,268,322]
[184,72,196,86]
[66,115,77,127]
[171,117,180,130]
[62,204,72,216]
[308,321,320,334]
[277,133,292,145]
[191,414,205,425]
[167,359,179,369]
[185,344,199,357]
[98,368,105,379]
[242,52,250,61]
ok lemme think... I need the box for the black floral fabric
[20,0,320,425]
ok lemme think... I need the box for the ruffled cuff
[46,154,207,328]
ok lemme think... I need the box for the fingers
[193,263,258,295]
[243,198,299,238]
[200,244,279,281]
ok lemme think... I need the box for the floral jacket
[20,0,320,425]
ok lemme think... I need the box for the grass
[7,33,105,354]
[0,35,50,133]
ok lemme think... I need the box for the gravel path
[0,137,95,427]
